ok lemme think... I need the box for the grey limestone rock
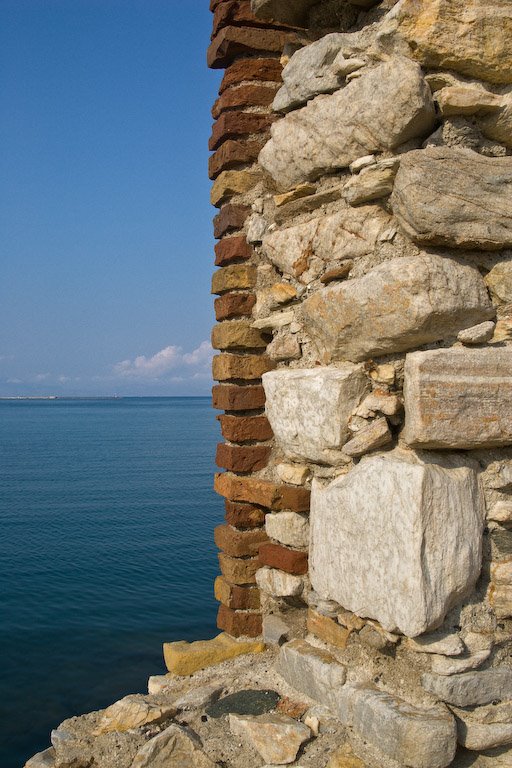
[310,450,484,636]
[277,639,347,712]
[391,148,512,250]
[422,669,512,707]
[265,511,310,548]
[300,253,493,363]
[453,701,512,751]
[259,57,435,188]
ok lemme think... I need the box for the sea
[0,397,223,768]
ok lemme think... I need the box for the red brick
[218,413,273,442]
[214,575,261,609]
[216,442,271,472]
[209,112,276,151]
[210,0,229,11]
[214,204,250,239]
[214,235,253,266]
[217,604,262,638]
[220,58,282,93]
[209,138,265,180]
[218,552,260,584]
[214,524,268,557]
[225,499,266,529]
[212,384,266,411]
[258,541,309,575]
[208,25,301,69]
[212,83,279,119]
[214,472,311,512]
[215,293,256,321]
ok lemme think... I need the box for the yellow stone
[211,321,268,351]
[163,632,265,676]
[94,694,176,734]
[274,183,317,207]
[211,264,257,296]
[212,353,275,381]
[211,169,263,207]
[327,743,367,768]
[270,283,297,305]
[307,608,351,650]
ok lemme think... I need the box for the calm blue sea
[0,397,223,768]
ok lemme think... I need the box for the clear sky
[0,0,223,396]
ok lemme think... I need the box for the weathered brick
[215,293,256,321]
[258,541,309,575]
[211,321,268,351]
[212,383,266,411]
[211,168,263,207]
[211,264,257,295]
[217,604,263,638]
[214,204,250,239]
[212,83,279,119]
[209,139,265,180]
[208,25,299,69]
[307,608,351,650]
[210,0,229,11]
[214,524,268,557]
[214,575,261,609]
[218,413,273,442]
[212,353,275,381]
[225,499,267,529]
[215,472,311,511]
[214,235,253,266]
[218,552,260,584]
[212,0,257,37]
[220,58,282,93]
[216,442,271,472]
[209,112,276,151]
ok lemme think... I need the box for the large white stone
[261,206,391,280]
[259,57,435,188]
[335,683,457,768]
[256,566,304,598]
[310,450,484,636]
[403,348,512,449]
[300,253,493,363]
[263,366,370,465]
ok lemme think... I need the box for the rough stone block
[307,608,351,650]
[215,575,261,609]
[211,1,260,38]
[212,264,257,295]
[218,552,260,584]
[225,500,266,530]
[214,524,268,557]
[209,138,265,180]
[391,148,512,250]
[403,348,512,449]
[262,366,370,464]
[211,168,263,207]
[130,724,216,768]
[213,83,279,119]
[251,0,319,25]
[452,701,512,751]
[218,414,273,442]
[208,25,299,70]
[256,566,304,597]
[259,57,435,187]
[259,541,308,575]
[421,669,512,707]
[215,472,310,511]
[209,111,276,152]
[220,57,282,93]
[94,695,176,734]
[214,235,253,267]
[212,383,266,412]
[300,253,493,363]
[310,450,484,637]
[490,560,512,619]
[212,353,275,381]
[213,204,250,239]
[277,639,347,712]
[265,511,309,548]
[163,632,264,675]
[229,712,311,765]
[211,320,268,350]
[215,292,256,321]
[217,604,262,637]
[335,683,457,768]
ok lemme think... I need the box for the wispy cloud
[113,341,213,380]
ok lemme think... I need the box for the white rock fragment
[349,154,376,174]
[403,348,512,449]
[266,511,310,548]
[276,463,311,486]
[342,417,392,457]
[252,312,294,331]
[422,669,512,707]
[263,614,290,646]
[457,321,495,345]
[246,213,269,244]
[173,684,223,712]
[453,701,512,751]
[489,501,512,525]
[355,391,402,419]
[406,632,465,657]
[131,724,216,768]
[310,450,484,636]
[93,694,176,735]
[263,366,370,465]
[25,749,56,768]
[229,712,311,765]
[148,675,175,696]
[256,567,304,598]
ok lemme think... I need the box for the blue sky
[0,0,223,396]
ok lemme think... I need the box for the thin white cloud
[113,342,213,380]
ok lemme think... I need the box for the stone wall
[209,0,512,765]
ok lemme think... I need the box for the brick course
[214,472,311,511]
[209,111,277,151]
[214,575,261,609]
[216,442,271,472]
[220,58,282,93]
[214,523,268,557]
[214,235,253,266]
[225,499,267,529]
[215,293,256,321]
[212,353,275,381]
[212,383,266,411]
[258,541,309,575]
[218,552,260,584]
[217,604,263,637]
[218,413,273,442]
[213,204,250,239]
[212,83,279,119]
[208,26,299,69]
